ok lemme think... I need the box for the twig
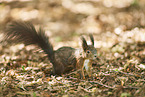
[123,86,139,89]
[65,77,114,89]
[88,81,114,89]
[64,69,81,76]
[105,70,141,77]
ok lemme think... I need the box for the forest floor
[0,0,145,97]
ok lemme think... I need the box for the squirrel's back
[54,47,77,74]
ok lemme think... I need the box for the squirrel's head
[81,34,97,60]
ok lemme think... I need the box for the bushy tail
[4,21,55,64]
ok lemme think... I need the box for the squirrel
[3,21,97,79]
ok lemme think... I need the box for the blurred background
[0,0,145,49]
[0,1,145,96]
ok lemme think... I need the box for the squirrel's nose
[94,54,97,58]
[92,55,97,60]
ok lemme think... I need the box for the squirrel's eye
[87,50,90,53]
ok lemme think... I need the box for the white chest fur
[84,59,90,71]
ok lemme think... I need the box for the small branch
[105,71,141,77]
[64,69,81,76]
[65,77,114,89]
[123,86,139,89]
[88,81,114,89]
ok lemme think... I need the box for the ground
[0,0,145,97]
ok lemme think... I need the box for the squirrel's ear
[89,34,94,46]
[81,36,88,51]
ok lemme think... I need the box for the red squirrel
[3,21,97,79]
